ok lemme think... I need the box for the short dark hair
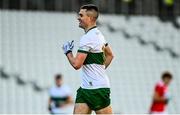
[55,74,62,80]
[161,71,173,80]
[80,4,99,19]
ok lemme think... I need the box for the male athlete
[62,4,114,114]
[48,74,73,114]
[149,71,173,114]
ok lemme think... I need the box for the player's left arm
[66,52,87,70]
[153,85,169,104]
[59,95,73,108]
[104,44,114,69]
[66,96,73,104]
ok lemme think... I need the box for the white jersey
[78,27,110,89]
[49,84,72,114]
[49,84,71,97]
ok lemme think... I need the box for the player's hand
[62,40,74,55]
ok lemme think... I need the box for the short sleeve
[66,87,72,95]
[48,88,52,96]
[63,85,72,96]
[155,84,163,96]
[78,36,93,54]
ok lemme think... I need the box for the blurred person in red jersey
[149,71,173,114]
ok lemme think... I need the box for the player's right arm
[48,97,52,111]
[104,45,114,69]
[62,40,87,70]
[66,52,87,70]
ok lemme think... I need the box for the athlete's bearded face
[77,9,91,29]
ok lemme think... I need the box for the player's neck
[85,24,97,33]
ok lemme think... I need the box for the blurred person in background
[62,4,114,114]
[149,71,173,114]
[48,74,73,114]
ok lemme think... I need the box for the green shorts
[75,87,111,111]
